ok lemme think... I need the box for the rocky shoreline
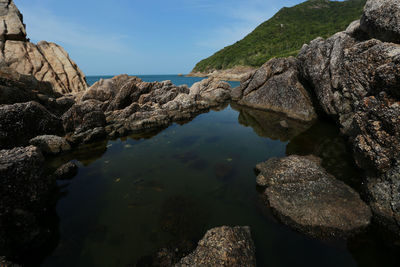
[1,0,400,266]
[187,66,256,82]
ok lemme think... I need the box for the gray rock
[54,161,78,180]
[360,0,400,43]
[29,135,71,155]
[62,100,106,134]
[74,76,231,140]
[256,155,372,238]
[367,163,400,236]
[298,26,400,235]
[0,101,64,149]
[175,226,256,267]
[236,57,317,122]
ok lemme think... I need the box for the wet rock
[0,101,64,149]
[256,155,372,238]
[53,161,78,180]
[175,226,256,267]
[235,57,317,122]
[360,0,400,43]
[0,1,87,94]
[29,135,71,155]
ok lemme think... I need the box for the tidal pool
[41,105,399,267]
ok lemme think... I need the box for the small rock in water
[214,162,235,181]
[54,161,78,180]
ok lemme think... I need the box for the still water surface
[40,76,398,267]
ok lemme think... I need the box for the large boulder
[360,0,400,43]
[234,57,317,122]
[298,18,400,235]
[175,226,256,267]
[0,101,64,149]
[256,155,371,238]
[0,1,87,94]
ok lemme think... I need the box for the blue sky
[16,0,307,75]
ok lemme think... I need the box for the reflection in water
[6,105,399,267]
[286,122,363,190]
[231,103,313,141]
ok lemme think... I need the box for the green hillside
[193,0,366,73]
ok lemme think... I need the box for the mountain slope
[192,0,366,73]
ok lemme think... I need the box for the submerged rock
[53,161,78,180]
[175,226,256,267]
[360,0,400,43]
[29,135,71,155]
[234,57,317,122]
[232,103,312,142]
[256,155,371,238]
[0,101,64,149]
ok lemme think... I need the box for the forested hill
[192,0,367,73]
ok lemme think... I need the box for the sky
[16,0,308,75]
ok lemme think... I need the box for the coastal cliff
[0,0,87,94]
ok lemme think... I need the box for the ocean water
[86,75,241,88]
[26,76,398,267]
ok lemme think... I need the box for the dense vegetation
[193,0,366,73]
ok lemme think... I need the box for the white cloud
[18,4,132,54]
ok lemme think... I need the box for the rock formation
[296,2,400,235]
[0,0,87,94]
[360,0,400,43]
[256,155,371,238]
[63,76,231,143]
[175,226,256,267]
[233,57,317,122]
